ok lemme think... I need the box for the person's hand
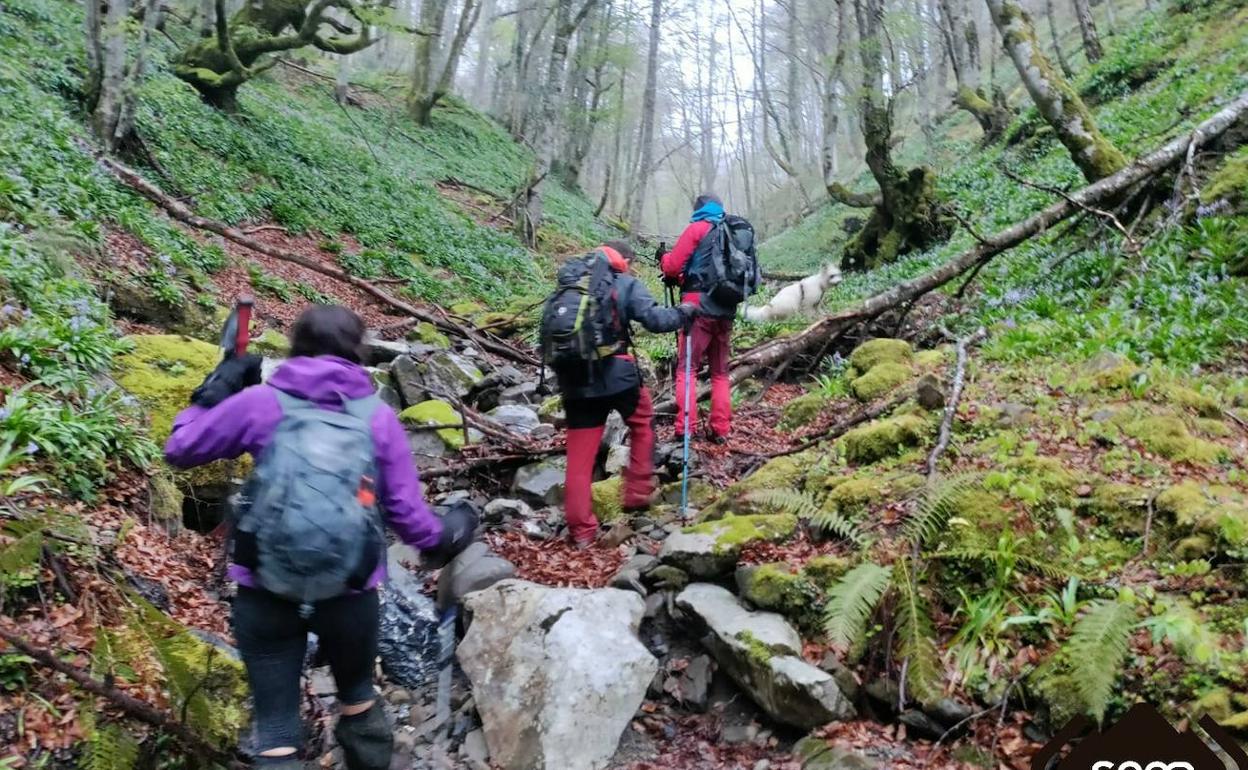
[422,501,480,569]
[677,302,701,328]
[190,354,262,408]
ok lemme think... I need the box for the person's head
[693,193,723,212]
[600,239,636,273]
[289,304,366,363]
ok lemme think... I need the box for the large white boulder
[676,583,856,730]
[458,580,658,770]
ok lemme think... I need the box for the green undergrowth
[0,0,607,313]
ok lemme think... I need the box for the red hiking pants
[563,386,656,545]
[674,313,733,439]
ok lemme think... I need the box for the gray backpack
[236,391,384,614]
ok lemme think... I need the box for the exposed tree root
[655,89,1248,414]
[98,155,539,367]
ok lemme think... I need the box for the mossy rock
[934,488,1014,551]
[1074,352,1140,391]
[538,395,564,422]
[841,414,929,464]
[590,477,625,522]
[399,399,466,449]
[822,472,923,517]
[708,453,811,516]
[1194,417,1233,438]
[780,392,826,429]
[449,301,485,317]
[1121,414,1228,464]
[1160,382,1223,418]
[148,471,184,524]
[736,562,820,629]
[683,513,798,554]
[849,338,913,373]
[850,362,913,401]
[802,555,853,584]
[408,321,451,348]
[1155,481,1248,545]
[1086,483,1151,533]
[250,328,290,357]
[914,348,948,369]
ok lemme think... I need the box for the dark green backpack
[539,250,622,380]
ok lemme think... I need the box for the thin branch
[925,327,988,476]
[1000,166,1139,252]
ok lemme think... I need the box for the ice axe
[207,295,255,541]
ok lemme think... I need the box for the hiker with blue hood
[661,193,760,443]
[165,304,477,770]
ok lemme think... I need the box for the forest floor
[3,0,1248,766]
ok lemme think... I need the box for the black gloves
[190,354,263,408]
[677,302,701,328]
[422,501,480,569]
[662,275,682,288]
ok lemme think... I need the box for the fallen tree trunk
[657,89,1248,413]
[98,156,539,367]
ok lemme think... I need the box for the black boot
[334,702,393,770]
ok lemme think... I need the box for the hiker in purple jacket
[165,305,475,770]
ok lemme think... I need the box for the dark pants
[233,586,380,752]
[563,385,656,544]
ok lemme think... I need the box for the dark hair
[289,304,365,363]
[693,193,723,210]
[602,239,636,263]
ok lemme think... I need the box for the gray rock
[362,335,409,366]
[601,412,627,453]
[499,381,541,406]
[899,709,946,740]
[391,354,429,406]
[487,404,541,436]
[512,457,567,506]
[420,350,485,401]
[483,498,533,523]
[604,444,632,476]
[675,584,855,730]
[915,374,946,411]
[530,423,557,440]
[817,654,861,704]
[992,401,1033,427]
[458,580,657,770]
[609,555,657,596]
[863,678,901,717]
[924,697,976,728]
[461,728,490,770]
[658,532,736,578]
[437,543,517,611]
[664,654,714,711]
[407,428,449,460]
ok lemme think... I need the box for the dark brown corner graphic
[1030,703,1248,770]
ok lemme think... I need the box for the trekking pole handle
[234,296,255,358]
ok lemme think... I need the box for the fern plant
[823,562,893,650]
[894,558,943,704]
[1066,599,1138,722]
[80,710,139,770]
[745,489,867,546]
[903,473,982,548]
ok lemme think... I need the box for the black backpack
[698,215,760,308]
[539,250,623,380]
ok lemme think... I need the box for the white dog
[744,263,842,322]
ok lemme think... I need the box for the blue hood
[690,201,725,223]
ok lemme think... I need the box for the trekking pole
[679,327,693,519]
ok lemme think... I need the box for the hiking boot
[334,702,392,770]
[707,434,728,446]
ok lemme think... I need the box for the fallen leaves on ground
[487,530,626,588]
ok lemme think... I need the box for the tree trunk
[110,0,161,149]
[85,0,104,110]
[409,0,449,122]
[93,0,130,144]
[198,0,214,36]
[1045,0,1075,78]
[1071,0,1103,62]
[841,0,951,270]
[506,4,528,134]
[626,0,661,234]
[335,53,352,103]
[473,0,495,105]
[987,0,1124,181]
[785,0,802,147]
[940,0,1010,140]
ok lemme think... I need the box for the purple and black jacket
[163,355,443,591]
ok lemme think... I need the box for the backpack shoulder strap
[273,390,316,415]
[340,393,382,423]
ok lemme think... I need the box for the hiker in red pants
[662,193,744,443]
[543,241,697,546]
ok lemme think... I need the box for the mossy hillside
[684,513,799,554]
[840,414,930,464]
[1155,481,1248,545]
[0,0,607,316]
[399,399,466,450]
[1086,482,1151,533]
[1202,145,1248,214]
[706,453,810,517]
[819,472,924,517]
[1119,413,1229,464]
